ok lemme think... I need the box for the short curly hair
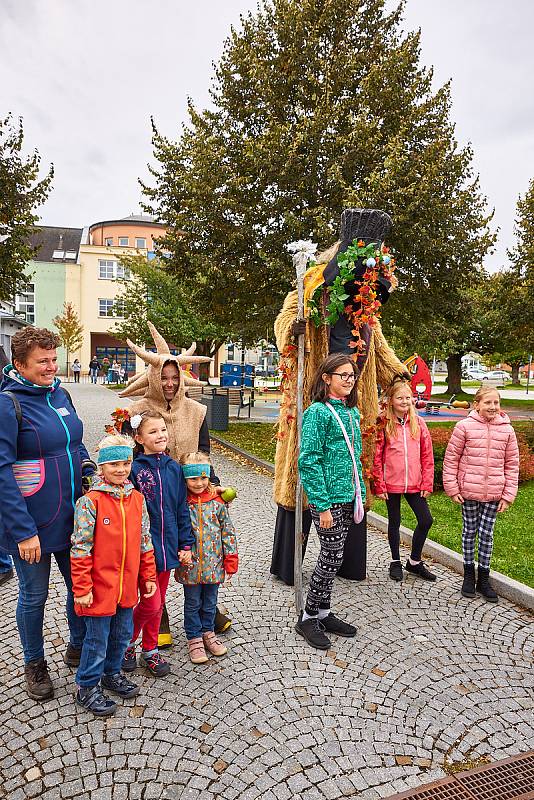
[11,327,61,366]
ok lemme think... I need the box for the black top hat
[339,208,392,250]
[324,208,394,304]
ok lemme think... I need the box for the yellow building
[68,214,166,375]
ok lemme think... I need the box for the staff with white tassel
[286,240,317,613]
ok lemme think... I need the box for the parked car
[482,370,512,384]
[463,369,487,380]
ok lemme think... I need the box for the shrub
[427,424,534,488]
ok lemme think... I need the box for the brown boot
[24,658,54,700]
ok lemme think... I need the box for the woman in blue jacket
[0,327,93,701]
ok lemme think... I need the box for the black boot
[24,658,54,700]
[461,564,476,598]
[476,566,498,603]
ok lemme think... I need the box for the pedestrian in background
[88,355,100,384]
[72,358,81,383]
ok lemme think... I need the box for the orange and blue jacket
[175,489,238,585]
[70,477,156,616]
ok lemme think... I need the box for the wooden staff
[287,240,316,613]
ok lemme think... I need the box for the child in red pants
[122,410,194,676]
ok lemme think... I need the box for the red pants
[131,570,171,651]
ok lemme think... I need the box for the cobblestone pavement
[0,384,533,800]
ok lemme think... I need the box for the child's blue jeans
[76,606,133,688]
[183,584,219,639]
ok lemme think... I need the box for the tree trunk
[446,353,463,395]
[510,362,521,384]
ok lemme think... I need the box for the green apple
[221,487,237,502]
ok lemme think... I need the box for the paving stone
[0,382,532,799]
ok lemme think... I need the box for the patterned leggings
[461,499,499,569]
[305,503,353,616]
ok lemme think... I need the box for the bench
[185,386,204,401]
[185,386,254,417]
[211,387,254,418]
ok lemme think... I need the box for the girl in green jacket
[296,353,364,650]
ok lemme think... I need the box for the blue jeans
[12,548,86,664]
[76,606,133,688]
[0,550,13,573]
[89,368,98,384]
[183,584,219,639]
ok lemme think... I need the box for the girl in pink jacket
[443,386,519,602]
[372,377,435,583]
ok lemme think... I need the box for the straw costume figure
[271,209,407,585]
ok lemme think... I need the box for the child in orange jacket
[71,434,157,716]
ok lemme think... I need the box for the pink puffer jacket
[372,416,434,495]
[443,410,519,503]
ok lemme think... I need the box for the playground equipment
[404,353,470,415]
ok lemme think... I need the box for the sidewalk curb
[368,512,534,613]
[211,434,275,474]
[212,433,534,613]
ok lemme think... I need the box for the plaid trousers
[461,499,499,568]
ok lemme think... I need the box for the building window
[104,237,113,246]
[99,299,125,317]
[116,264,131,280]
[15,283,35,324]
[135,237,146,249]
[118,237,129,247]
[99,299,115,317]
[99,259,115,279]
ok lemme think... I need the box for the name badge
[57,407,70,416]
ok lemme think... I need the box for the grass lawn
[432,389,534,410]
[372,486,534,588]
[213,422,534,587]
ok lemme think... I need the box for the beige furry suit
[273,290,405,509]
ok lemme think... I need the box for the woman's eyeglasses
[329,372,356,382]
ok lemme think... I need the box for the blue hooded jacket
[130,452,194,572]
[0,367,91,554]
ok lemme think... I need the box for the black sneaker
[321,613,357,637]
[63,643,82,667]
[24,658,54,700]
[295,613,331,650]
[122,645,137,672]
[405,560,436,581]
[389,561,403,581]
[139,651,171,678]
[101,672,140,698]
[214,608,232,634]
[76,685,117,717]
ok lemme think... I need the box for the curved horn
[126,338,161,367]
[147,321,171,355]
[183,342,197,356]
[119,374,149,398]
[184,374,207,387]
[176,354,212,365]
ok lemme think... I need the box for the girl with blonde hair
[372,376,435,582]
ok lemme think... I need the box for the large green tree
[0,115,53,303]
[142,0,494,367]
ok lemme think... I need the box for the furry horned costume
[271,209,407,584]
[119,322,212,461]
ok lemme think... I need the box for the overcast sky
[1,0,533,270]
